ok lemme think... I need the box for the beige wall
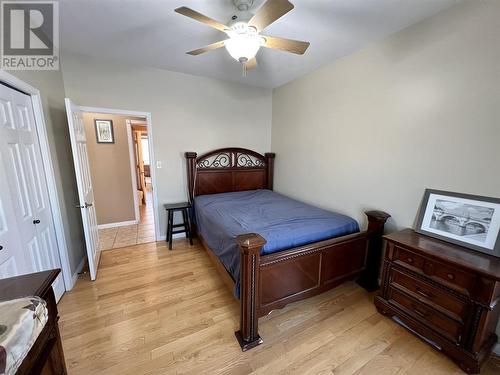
[83,113,139,225]
[271,0,500,342]
[60,52,273,237]
[9,70,85,276]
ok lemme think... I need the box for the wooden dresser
[0,270,67,375]
[375,229,500,374]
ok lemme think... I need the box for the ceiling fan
[175,0,310,75]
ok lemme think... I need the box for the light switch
[156,161,162,169]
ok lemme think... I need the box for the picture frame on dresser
[415,189,500,257]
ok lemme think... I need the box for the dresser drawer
[422,258,476,296]
[389,268,469,321]
[392,245,426,270]
[387,287,463,343]
[391,245,476,296]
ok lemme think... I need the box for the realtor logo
[1,1,59,70]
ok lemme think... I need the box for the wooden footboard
[235,210,390,351]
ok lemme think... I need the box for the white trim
[145,112,160,242]
[129,119,147,125]
[74,105,161,242]
[97,220,137,229]
[71,257,85,288]
[126,120,140,223]
[0,71,73,291]
[494,343,500,356]
[78,105,148,118]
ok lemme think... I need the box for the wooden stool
[164,202,193,250]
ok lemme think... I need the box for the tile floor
[98,188,155,250]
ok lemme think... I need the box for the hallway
[98,188,155,250]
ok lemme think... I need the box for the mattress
[194,189,360,297]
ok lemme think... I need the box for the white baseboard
[98,220,138,229]
[493,343,500,356]
[70,257,85,290]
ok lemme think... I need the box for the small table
[163,202,193,250]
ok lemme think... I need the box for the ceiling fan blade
[262,35,310,55]
[187,40,226,56]
[244,57,257,70]
[248,0,294,32]
[175,6,229,33]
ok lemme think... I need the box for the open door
[65,98,100,280]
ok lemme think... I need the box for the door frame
[0,71,73,290]
[78,105,160,241]
[125,119,140,224]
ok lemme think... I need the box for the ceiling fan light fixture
[177,0,310,72]
[224,33,261,62]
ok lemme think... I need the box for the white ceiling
[60,0,459,88]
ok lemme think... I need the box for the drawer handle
[423,261,434,276]
[415,287,434,299]
[406,257,413,264]
[446,273,455,280]
[412,304,429,318]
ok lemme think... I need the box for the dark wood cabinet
[375,229,500,374]
[0,270,67,375]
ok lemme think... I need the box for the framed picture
[94,119,114,143]
[415,189,500,257]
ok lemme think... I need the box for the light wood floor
[58,239,500,375]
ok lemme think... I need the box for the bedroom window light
[141,137,150,165]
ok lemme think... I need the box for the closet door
[0,86,31,277]
[0,83,65,301]
[0,150,29,278]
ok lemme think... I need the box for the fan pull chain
[242,63,247,77]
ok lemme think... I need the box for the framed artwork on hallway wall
[415,189,500,257]
[94,119,115,143]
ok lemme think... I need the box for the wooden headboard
[185,148,275,202]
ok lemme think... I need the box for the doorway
[128,120,156,246]
[80,113,156,250]
[65,100,159,280]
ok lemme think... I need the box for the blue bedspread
[194,189,359,297]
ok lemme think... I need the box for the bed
[185,148,390,351]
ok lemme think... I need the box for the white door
[0,151,28,278]
[0,84,65,301]
[65,98,100,280]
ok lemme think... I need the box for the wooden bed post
[265,153,275,190]
[356,210,391,292]
[185,152,197,203]
[235,233,267,351]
